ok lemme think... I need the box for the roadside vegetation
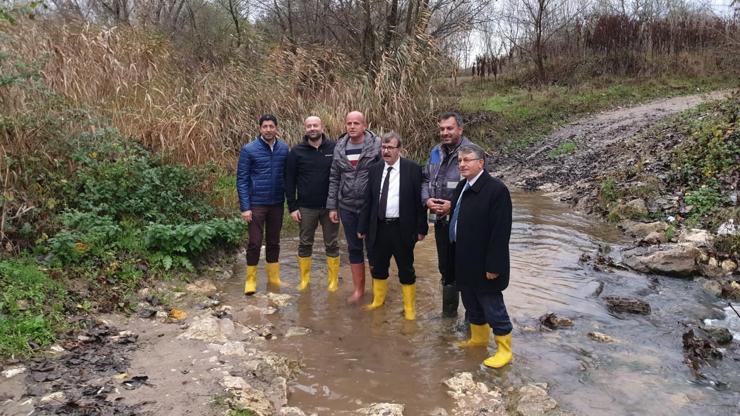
[595,94,739,253]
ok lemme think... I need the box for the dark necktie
[378,166,393,220]
[449,182,471,242]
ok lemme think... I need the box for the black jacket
[448,170,512,293]
[358,157,428,248]
[284,134,336,212]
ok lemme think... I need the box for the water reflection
[220,191,739,415]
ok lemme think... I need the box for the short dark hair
[259,114,278,127]
[381,131,403,148]
[438,111,463,127]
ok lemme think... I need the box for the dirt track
[494,90,732,194]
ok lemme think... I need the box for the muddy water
[220,191,740,415]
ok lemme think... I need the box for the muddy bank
[0,270,566,416]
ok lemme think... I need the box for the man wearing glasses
[449,144,513,368]
[422,112,481,317]
[357,132,427,320]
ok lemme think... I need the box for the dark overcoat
[358,157,428,249]
[448,170,512,293]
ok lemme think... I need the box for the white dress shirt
[380,158,401,218]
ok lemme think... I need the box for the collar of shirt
[384,158,401,171]
[466,170,484,188]
[259,136,275,151]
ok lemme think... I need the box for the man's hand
[357,233,366,239]
[290,210,302,223]
[436,200,452,216]
[329,210,339,223]
[241,210,253,223]
[486,272,499,280]
[417,234,426,241]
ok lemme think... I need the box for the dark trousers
[339,208,372,264]
[459,286,513,335]
[298,207,339,258]
[436,220,460,317]
[434,220,452,284]
[247,204,284,265]
[370,221,416,284]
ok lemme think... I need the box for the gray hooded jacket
[326,131,381,213]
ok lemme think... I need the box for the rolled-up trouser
[339,208,372,265]
[247,204,284,265]
[459,286,513,335]
[298,207,340,258]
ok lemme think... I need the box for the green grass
[0,260,69,358]
[548,141,577,158]
[459,75,738,152]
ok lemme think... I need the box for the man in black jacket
[285,116,340,291]
[358,132,428,320]
[449,143,513,368]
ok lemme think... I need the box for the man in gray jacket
[422,112,480,317]
[327,111,381,303]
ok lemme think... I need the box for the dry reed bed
[1,18,446,169]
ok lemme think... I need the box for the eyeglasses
[458,157,481,164]
[381,146,399,151]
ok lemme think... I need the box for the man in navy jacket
[237,114,289,295]
[449,143,514,368]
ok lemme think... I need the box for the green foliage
[35,128,246,311]
[673,98,740,188]
[0,260,68,358]
[548,141,577,158]
[684,187,723,221]
[599,178,618,205]
[144,218,246,270]
[69,130,214,223]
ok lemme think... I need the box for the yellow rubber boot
[401,284,416,320]
[266,262,281,287]
[483,333,513,368]
[326,256,340,292]
[297,257,311,290]
[456,324,491,348]
[364,279,388,310]
[244,265,257,295]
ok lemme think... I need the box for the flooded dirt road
[218,191,740,415]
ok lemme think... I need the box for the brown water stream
[220,191,740,415]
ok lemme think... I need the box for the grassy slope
[458,75,739,151]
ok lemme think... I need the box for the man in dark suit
[448,143,513,368]
[358,132,428,320]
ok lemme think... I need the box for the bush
[143,218,246,271]
[0,260,68,358]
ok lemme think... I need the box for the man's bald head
[303,115,324,141]
[345,111,367,141]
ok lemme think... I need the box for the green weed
[548,141,577,158]
[0,260,68,358]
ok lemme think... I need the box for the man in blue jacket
[237,114,289,295]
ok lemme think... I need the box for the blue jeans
[339,208,372,264]
[460,287,513,335]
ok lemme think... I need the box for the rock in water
[603,296,651,315]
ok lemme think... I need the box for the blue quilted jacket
[236,137,289,211]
